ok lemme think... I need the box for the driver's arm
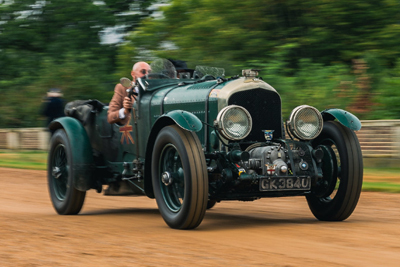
[107,83,132,125]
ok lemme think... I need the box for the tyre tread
[151,125,208,229]
[307,121,363,221]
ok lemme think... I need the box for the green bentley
[47,59,363,229]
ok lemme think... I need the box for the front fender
[143,110,203,198]
[321,109,361,131]
[163,110,203,132]
[49,117,94,191]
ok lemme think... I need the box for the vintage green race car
[47,59,363,229]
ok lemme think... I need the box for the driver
[107,61,151,125]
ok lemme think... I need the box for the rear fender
[144,110,203,198]
[321,109,361,131]
[49,117,94,191]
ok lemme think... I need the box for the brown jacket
[107,83,132,125]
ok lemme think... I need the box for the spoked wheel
[307,121,363,221]
[152,125,208,229]
[48,129,86,215]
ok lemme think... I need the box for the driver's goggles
[140,69,152,75]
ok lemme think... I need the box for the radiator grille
[228,88,283,142]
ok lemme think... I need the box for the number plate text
[259,177,311,191]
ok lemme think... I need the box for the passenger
[41,88,65,134]
[169,59,192,79]
[107,62,151,125]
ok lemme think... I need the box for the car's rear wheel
[48,129,86,215]
[307,121,363,221]
[152,125,208,229]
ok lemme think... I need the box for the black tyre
[207,200,217,209]
[152,125,208,229]
[307,121,363,221]
[48,129,86,215]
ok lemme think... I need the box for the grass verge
[362,182,400,193]
[0,150,47,170]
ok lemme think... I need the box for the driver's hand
[123,96,133,114]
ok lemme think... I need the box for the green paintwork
[321,108,362,131]
[49,116,94,191]
[162,110,203,132]
[146,79,226,150]
[140,79,228,197]
[51,72,341,197]
[210,130,219,149]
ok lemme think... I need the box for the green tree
[122,0,400,119]
[0,0,116,78]
[0,0,156,127]
[126,0,400,69]
[103,0,159,33]
[369,59,400,119]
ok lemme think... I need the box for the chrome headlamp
[216,105,252,141]
[288,105,323,140]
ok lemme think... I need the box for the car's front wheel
[207,200,217,209]
[151,125,208,229]
[307,121,363,221]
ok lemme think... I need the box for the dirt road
[0,167,399,266]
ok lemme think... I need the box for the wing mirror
[120,77,132,88]
[120,77,148,92]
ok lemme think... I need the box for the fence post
[395,123,400,158]
[7,130,20,149]
[38,129,50,150]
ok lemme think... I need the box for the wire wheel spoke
[159,144,185,212]
[52,144,69,200]
[327,144,340,200]
[314,138,340,201]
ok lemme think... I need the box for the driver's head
[132,62,151,81]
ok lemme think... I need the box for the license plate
[259,177,311,191]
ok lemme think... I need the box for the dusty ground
[0,167,399,267]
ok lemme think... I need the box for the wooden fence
[1,120,400,159]
[0,128,50,151]
[355,120,400,158]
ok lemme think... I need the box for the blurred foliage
[370,59,400,119]
[0,0,156,128]
[130,0,400,67]
[1,0,400,128]
[242,57,357,119]
[103,0,159,33]
[126,0,400,120]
